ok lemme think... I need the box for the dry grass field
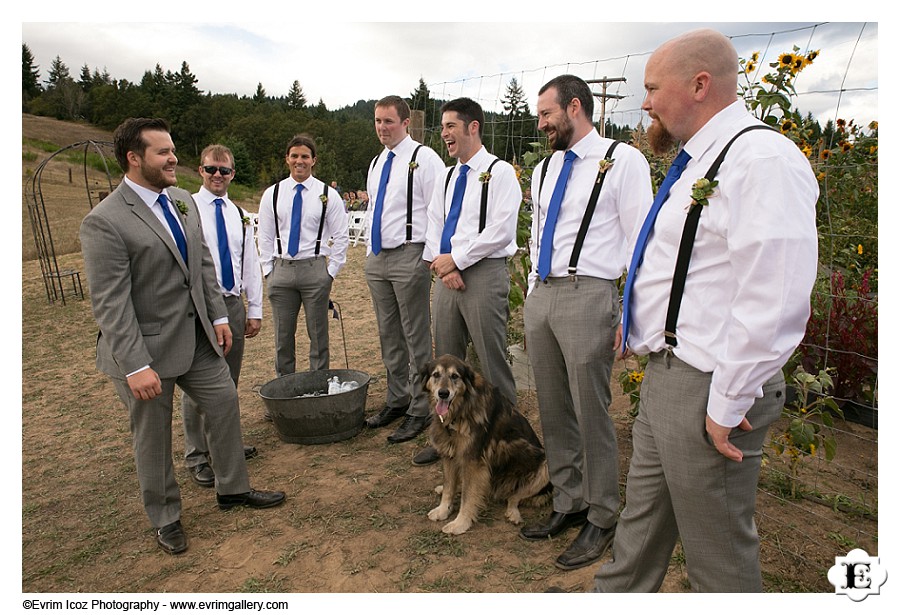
[20,114,877,597]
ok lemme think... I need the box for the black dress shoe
[555,521,616,570]
[243,445,258,460]
[387,414,432,443]
[157,520,188,554]
[365,405,408,429]
[412,445,441,466]
[217,489,286,510]
[189,463,215,488]
[519,508,589,540]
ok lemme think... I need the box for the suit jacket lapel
[121,184,190,279]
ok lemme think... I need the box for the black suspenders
[443,158,501,233]
[534,141,621,277]
[664,125,775,346]
[270,180,330,257]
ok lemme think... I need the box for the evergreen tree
[46,55,71,89]
[253,82,267,105]
[286,80,307,109]
[79,64,93,92]
[22,43,42,109]
[499,76,535,162]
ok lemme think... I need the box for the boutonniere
[174,199,189,216]
[241,215,251,227]
[688,178,719,209]
[319,193,329,204]
[479,172,492,184]
[408,161,419,170]
[597,157,615,181]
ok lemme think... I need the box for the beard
[140,159,176,190]
[647,118,678,156]
[547,116,575,151]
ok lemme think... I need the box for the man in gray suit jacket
[80,118,285,556]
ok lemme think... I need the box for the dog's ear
[419,359,436,390]
[460,361,477,389]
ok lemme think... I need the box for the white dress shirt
[193,186,263,320]
[365,135,445,253]
[628,100,819,427]
[527,130,652,291]
[423,146,521,269]
[257,175,350,278]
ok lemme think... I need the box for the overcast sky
[20,16,878,129]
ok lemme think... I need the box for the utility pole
[586,77,626,138]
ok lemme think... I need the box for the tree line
[22,45,641,193]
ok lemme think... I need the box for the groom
[80,117,285,555]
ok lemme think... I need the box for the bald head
[655,29,738,101]
[642,29,739,147]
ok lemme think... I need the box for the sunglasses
[202,165,233,176]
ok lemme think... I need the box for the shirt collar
[682,100,748,162]
[566,129,601,161]
[458,145,490,172]
[197,185,229,205]
[385,134,414,156]
[124,176,170,209]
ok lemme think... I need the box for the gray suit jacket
[80,181,228,379]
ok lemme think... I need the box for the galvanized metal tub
[258,369,370,444]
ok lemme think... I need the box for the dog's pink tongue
[436,400,450,417]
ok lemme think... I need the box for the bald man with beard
[593,29,819,592]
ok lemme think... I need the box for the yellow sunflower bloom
[806,49,820,63]
[779,52,797,69]
[780,119,795,133]
[820,149,831,161]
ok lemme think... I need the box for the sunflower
[841,142,853,153]
[780,119,796,133]
[801,144,813,158]
[744,61,756,74]
[820,149,831,161]
[750,51,760,62]
[779,52,798,69]
[791,57,806,74]
[806,49,820,63]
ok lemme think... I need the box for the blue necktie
[213,198,235,291]
[440,164,469,254]
[158,193,188,264]
[287,184,304,257]
[371,150,395,255]
[537,150,578,280]
[621,148,692,352]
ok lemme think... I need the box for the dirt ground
[20,114,878,596]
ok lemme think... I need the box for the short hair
[199,143,235,167]
[285,133,317,158]
[539,74,594,120]
[440,97,484,137]
[375,95,411,122]
[113,117,170,173]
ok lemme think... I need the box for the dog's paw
[505,508,524,525]
[442,517,473,535]
[434,485,443,495]
[428,505,451,522]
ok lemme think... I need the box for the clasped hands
[429,254,465,291]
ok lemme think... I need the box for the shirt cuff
[706,385,755,428]
[213,317,229,326]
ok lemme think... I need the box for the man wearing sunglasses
[180,145,264,489]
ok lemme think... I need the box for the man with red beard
[518,75,651,571]
[594,29,818,592]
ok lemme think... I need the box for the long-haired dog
[421,354,550,535]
